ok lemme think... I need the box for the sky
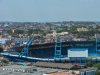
[0,0,100,22]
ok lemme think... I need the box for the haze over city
[0,0,100,22]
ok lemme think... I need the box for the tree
[94,63,100,70]
[7,29,24,35]
[7,30,13,35]
[86,62,93,67]
[95,70,100,75]
[0,46,3,52]
[1,58,9,64]
[28,29,33,36]
[69,26,77,34]
[15,30,24,34]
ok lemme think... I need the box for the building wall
[0,39,7,44]
[68,49,88,57]
[26,41,98,58]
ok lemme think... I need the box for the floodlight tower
[19,35,34,57]
[54,31,62,59]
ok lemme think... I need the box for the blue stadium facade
[3,41,100,63]
[28,41,100,58]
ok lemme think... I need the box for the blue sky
[0,0,100,22]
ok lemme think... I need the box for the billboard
[68,48,88,57]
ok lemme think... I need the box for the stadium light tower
[54,31,62,59]
[95,34,97,54]
[95,34,100,54]
[19,35,34,57]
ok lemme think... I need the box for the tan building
[43,71,75,75]
[77,27,88,32]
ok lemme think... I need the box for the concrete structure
[68,48,88,58]
[0,65,65,75]
[0,65,37,73]
[79,68,96,75]
[0,38,8,45]
[73,38,87,41]
[68,48,89,64]
[43,68,96,75]
[43,71,75,75]
[33,62,74,70]
[77,27,88,32]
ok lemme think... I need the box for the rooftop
[33,62,74,69]
[44,71,75,75]
[68,48,88,51]
[0,65,65,75]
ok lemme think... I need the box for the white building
[73,38,87,41]
[77,27,88,32]
[0,38,8,45]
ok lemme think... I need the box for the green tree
[0,46,3,52]
[28,29,33,36]
[95,70,100,75]
[94,63,100,70]
[69,26,77,34]
[1,58,9,64]
[7,29,24,35]
[86,62,93,67]
[15,30,24,34]
[7,30,13,35]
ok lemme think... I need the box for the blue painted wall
[27,41,99,58]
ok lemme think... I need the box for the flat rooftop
[0,65,65,75]
[33,61,74,69]
[44,71,74,75]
